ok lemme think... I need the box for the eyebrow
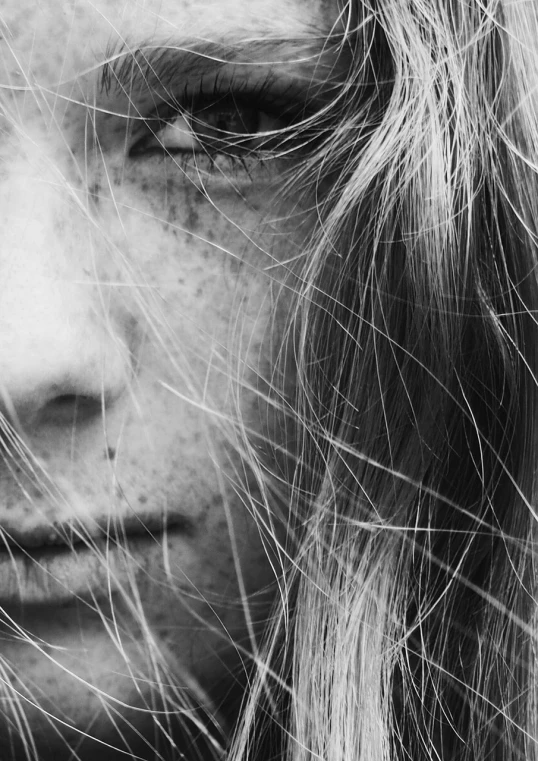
[99,37,345,98]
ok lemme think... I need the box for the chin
[0,597,229,761]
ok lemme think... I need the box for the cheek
[81,164,292,599]
[101,170,291,610]
[97,162,292,399]
[86,174,291,688]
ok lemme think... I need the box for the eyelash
[128,77,309,173]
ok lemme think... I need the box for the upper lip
[0,513,193,551]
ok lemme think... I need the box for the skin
[0,0,340,759]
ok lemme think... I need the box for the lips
[0,513,194,605]
[0,512,194,551]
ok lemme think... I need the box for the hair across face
[6,1,536,760]
[0,0,343,758]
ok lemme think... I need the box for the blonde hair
[229,0,538,759]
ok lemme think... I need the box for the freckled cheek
[95,175,287,349]
[106,162,281,251]
[91,170,296,461]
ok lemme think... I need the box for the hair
[229,0,538,759]
[2,0,538,760]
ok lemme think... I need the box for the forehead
[0,0,340,81]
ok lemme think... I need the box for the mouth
[0,514,194,606]
[0,512,194,549]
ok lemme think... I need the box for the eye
[129,94,287,160]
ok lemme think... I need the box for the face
[0,0,340,758]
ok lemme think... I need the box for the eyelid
[128,74,314,159]
[134,64,323,125]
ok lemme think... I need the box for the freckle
[196,287,203,297]
[105,447,116,461]
[88,182,100,206]
[138,494,148,505]
[228,256,243,275]
[186,206,199,230]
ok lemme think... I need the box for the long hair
[228,1,538,759]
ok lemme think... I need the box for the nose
[0,146,132,429]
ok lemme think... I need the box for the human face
[0,0,340,759]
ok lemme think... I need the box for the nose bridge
[0,132,131,421]
[0,143,75,317]
[0,123,85,264]
[0,130,95,318]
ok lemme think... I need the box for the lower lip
[0,535,166,605]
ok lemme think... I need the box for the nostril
[44,394,104,424]
[53,395,80,406]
